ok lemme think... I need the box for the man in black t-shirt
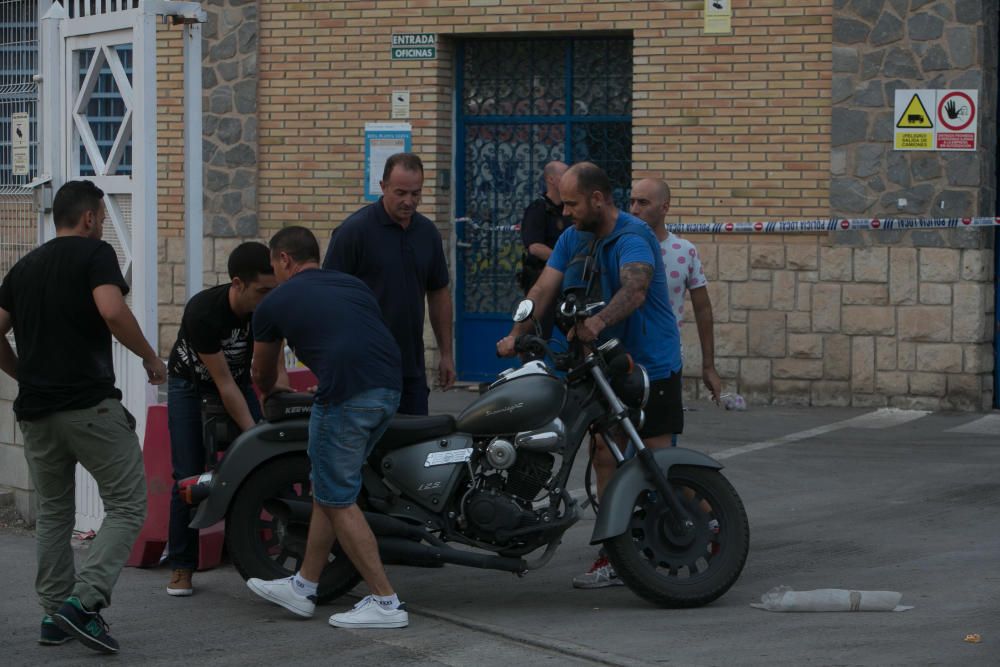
[164,242,283,597]
[520,160,568,338]
[0,180,166,655]
[323,152,454,415]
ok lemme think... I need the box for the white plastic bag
[751,586,913,612]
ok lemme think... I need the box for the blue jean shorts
[307,387,400,508]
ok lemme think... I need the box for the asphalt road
[1,392,997,666]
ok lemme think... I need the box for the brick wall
[252,0,838,383]
[157,22,188,356]
[256,0,831,230]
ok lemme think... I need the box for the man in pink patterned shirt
[630,178,722,403]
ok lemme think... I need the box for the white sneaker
[329,595,409,629]
[572,556,626,589]
[247,577,315,618]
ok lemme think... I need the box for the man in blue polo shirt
[323,153,454,415]
[497,162,682,589]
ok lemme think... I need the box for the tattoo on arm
[597,262,653,327]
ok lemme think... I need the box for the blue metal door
[455,37,633,381]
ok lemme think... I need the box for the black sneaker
[39,615,73,645]
[52,597,119,654]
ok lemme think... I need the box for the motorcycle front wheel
[603,465,749,608]
[226,454,361,604]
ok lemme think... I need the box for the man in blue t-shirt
[245,226,409,630]
[497,162,683,589]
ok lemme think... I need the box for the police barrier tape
[456,217,1000,235]
[670,217,1000,234]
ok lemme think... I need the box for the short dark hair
[269,226,320,264]
[228,241,274,283]
[382,152,424,182]
[53,180,104,229]
[569,162,613,199]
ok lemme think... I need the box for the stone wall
[831,0,996,217]
[203,0,259,239]
[0,373,30,521]
[678,235,995,410]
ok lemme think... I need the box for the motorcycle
[181,296,749,607]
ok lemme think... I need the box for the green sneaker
[52,597,119,654]
[39,615,73,645]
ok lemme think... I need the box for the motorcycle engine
[462,451,554,544]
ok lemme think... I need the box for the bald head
[629,178,671,230]
[564,162,613,198]
[543,161,568,180]
[542,161,568,202]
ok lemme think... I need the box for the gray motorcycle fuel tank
[456,374,566,436]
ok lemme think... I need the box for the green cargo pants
[20,398,147,614]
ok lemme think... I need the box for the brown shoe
[166,568,194,597]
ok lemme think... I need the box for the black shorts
[638,371,684,438]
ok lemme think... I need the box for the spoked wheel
[226,455,361,604]
[604,466,749,608]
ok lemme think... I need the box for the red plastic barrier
[127,369,318,570]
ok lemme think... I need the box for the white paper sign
[12,112,28,176]
[391,91,410,119]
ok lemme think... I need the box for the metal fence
[0,0,38,277]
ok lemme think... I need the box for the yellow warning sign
[896,94,933,128]
[895,133,933,150]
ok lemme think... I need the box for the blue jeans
[166,376,262,570]
[308,387,400,508]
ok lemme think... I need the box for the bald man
[519,161,569,336]
[629,178,722,403]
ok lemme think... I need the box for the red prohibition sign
[937,92,975,131]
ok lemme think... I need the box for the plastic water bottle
[721,393,746,411]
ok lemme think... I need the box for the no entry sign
[893,89,977,152]
[936,90,976,150]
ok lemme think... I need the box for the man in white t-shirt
[629,178,722,403]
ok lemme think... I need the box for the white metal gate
[36,0,203,531]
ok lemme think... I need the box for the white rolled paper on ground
[751,586,914,612]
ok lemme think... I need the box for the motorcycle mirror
[512,299,535,322]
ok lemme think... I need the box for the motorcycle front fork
[589,366,695,532]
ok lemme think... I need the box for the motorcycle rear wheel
[604,465,749,608]
[226,454,361,605]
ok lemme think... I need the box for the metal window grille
[77,45,132,176]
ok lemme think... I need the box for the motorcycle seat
[262,391,314,422]
[377,414,456,452]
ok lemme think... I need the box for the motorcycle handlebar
[514,334,551,359]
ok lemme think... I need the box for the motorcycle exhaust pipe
[377,536,527,573]
[364,512,441,544]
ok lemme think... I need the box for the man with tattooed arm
[496,162,683,589]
